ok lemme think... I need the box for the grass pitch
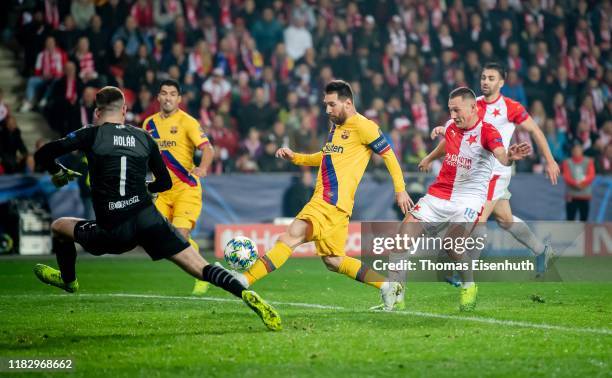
[0,256,610,377]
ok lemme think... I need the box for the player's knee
[176,228,191,240]
[496,216,513,230]
[51,218,70,238]
[321,256,341,272]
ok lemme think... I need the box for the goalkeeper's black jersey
[34,123,172,227]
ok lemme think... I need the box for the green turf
[0,256,610,377]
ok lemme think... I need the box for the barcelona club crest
[170,126,178,134]
[341,130,350,139]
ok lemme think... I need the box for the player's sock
[388,251,408,284]
[201,264,245,298]
[458,224,486,289]
[243,241,292,285]
[338,256,384,289]
[506,216,545,255]
[53,237,76,284]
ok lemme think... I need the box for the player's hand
[395,191,414,215]
[275,147,295,161]
[51,168,82,188]
[418,158,432,172]
[545,160,560,185]
[508,142,532,161]
[191,166,208,178]
[430,126,445,139]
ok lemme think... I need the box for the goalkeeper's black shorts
[73,205,190,260]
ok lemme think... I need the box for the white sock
[505,216,546,255]
[461,281,475,289]
[388,251,409,285]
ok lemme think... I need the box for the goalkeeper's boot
[241,290,282,331]
[33,264,79,293]
[459,284,478,312]
[191,279,210,296]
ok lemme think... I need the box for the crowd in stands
[1,0,610,176]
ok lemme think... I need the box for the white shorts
[487,174,512,201]
[410,194,484,225]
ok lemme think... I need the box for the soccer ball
[223,236,259,271]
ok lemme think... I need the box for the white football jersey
[428,119,504,205]
[476,94,529,176]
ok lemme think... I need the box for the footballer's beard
[161,102,178,115]
[329,110,347,125]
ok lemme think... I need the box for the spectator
[106,39,129,87]
[202,68,231,107]
[54,15,80,52]
[258,137,290,172]
[97,0,129,34]
[284,16,313,61]
[112,16,151,57]
[238,87,277,136]
[85,15,110,71]
[282,170,314,217]
[242,128,263,159]
[251,7,284,59]
[45,61,82,135]
[0,116,29,173]
[130,0,154,29]
[71,0,95,30]
[72,36,99,86]
[153,0,183,28]
[544,119,568,162]
[188,40,213,79]
[501,70,528,107]
[562,143,595,221]
[21,36,66,112]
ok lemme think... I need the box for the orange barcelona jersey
[142,110,209,188]
[293,113,405,215]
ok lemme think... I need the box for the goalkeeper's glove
[51,166,82,188]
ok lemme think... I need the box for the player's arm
[430,119,453,139]
[362,123,413,214]
[482,123,531,166]
[518,116,560,184]
[277,147,323,166]
[34,128,96,187]
[192,141,214,178]
[147,136,172,193]
[418,139,447,172]
[492,143,532,166]
[187,119,214,178]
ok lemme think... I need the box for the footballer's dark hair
[325,80,353,102]
[481,62,507,80]
[95,86,125,112]
[449,87,477,101]
[158,79,182,95]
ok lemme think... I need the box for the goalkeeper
[32,86,281,331]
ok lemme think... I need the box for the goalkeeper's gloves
[51,165,82,188]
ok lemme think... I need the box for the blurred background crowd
[0,0,610,176]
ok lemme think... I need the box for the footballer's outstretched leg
[169,248,282,331]
[33,217,81,293]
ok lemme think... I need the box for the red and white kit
[476,94,529,201]
[411,119,504,224]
